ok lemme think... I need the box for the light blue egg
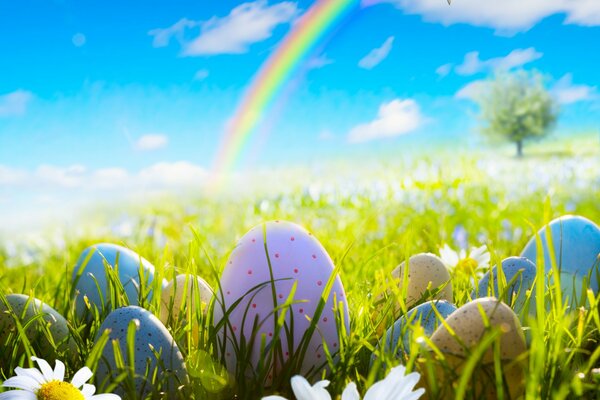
[94,306,188,397]
[72,243,162,319]
[474,257,536,317]
[521,215,600,304]
[372,300,457,367]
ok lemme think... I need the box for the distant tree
[476,70,559,157]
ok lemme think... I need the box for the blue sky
[1,0,599,229]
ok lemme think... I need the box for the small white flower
[439,244,490,275]
[261,365,425,400]
[0,356,120,400]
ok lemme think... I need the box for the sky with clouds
[1,0,599,231]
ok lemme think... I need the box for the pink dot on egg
[275,253,280,258]
[323,317,328,322]
[317,280,322,286]
[227,291,231,295]
[294,268,298,273]
[247,269,253,275]
[252,303,257,308]
[233,326,237,332]
[317,353,321,359]
[252,238,256,243]
[268,332,273,337]
[299,308,304,313]
[333,342,337,348]
[312,254,317,259]
[290,237,295,241]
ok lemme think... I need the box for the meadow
[1,135,599,399]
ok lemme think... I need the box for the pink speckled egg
[214,220,349,383]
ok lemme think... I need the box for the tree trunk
[516,140,523,158]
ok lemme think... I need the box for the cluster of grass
[0,146,599,399]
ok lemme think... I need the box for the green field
[1,136,599,399]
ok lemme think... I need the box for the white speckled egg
[371,300,456,369]
[0,294,75,360]
[428,297,527,399]
[391,253,453,307]
[214,220,350,383]
[72,243,163,319]
[94,306,188,397]
[521,215,600,302]
[474,257,537,317]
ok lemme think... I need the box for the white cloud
[193,69,210,80]
[365,0,600,33]
[552,74,597,104]
[358,36,395,70]
[72,33,86,47]
[0,90,33,117]
[307,54,334,70]
[149,18,198,47]
[348,99,423,143]
[455,80,488,101]
[436,63,452,77]
[455,48,542,76]
[184,1,298,56]
[1,162,208,190]
[135,134,169,151]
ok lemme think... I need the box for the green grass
[0,143,599,399]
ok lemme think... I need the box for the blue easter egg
[474,257,537,317]
[375,300,457,362]
[521,215,600,303]
[72,243,163,319]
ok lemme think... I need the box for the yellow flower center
[457,257,478,275]
[37,380,84,400]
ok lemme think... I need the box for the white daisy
[0,357,120,400]
[261,365,424,400]
[439,244,490,275]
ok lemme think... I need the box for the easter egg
[381,300,457,358]
[474,257,537,317]
[0,294,75,360]
[160,274,213,340]
[426,297,527,399]
[391,253,453,308]
[214,220,349,383]
[521,215,600,303]
[72,243,162,319]
[94,306,188,397]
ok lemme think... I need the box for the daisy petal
[341,382,361,400]
[2,375,40,392]
[14,367,45,385]
[81,383,96,396]
[89,395,122,400]
[71,367,93,388]
[261,397,288,400]
[0,390,37,400]
[53,359,65,382]
[31,357,55,382]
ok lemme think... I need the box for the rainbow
[211,0,360,184]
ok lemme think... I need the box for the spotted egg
[474,257,537,317]
[371,300,456,369]
[94,306,188,397]
[160,274,213,341]
[214,220,349,383]
[391,253,453,308]
[0,294,75,360]
[426,297,527,399]
[521,215,600,304]
[72,243,163,319]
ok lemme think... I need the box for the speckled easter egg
[72,243,162,319]
[474,257,537,317]
[391,253,453,308]
[521,215,600,302]
[0,294,75,360]
[94,306,188,397]
[372,300,456,368]
[427,297,527,399]
[160,274,213,341]
[214,220,349,383]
